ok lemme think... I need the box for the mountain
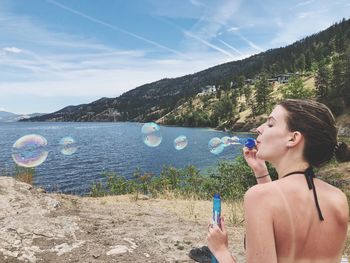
[24,18,350,125]
[0,111,46,122]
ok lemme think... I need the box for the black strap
[283,167,324,221]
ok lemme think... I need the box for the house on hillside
[267,78,277,84]
[197,85,217,96]
[276,73,300,84]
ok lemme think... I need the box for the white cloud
[192,0,242,39]
[217,39,243,55]
[294,0,315,8]
[227,27,239,32]
[0,48,245,98]
[270,7,344,47]
[233,32,264,52]
[184,31,236,58]
[297,10,327,19]
[0,0,248,109]
[189,0,203,7]
[3,46,22,53]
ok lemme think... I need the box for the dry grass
[14,170,33,185]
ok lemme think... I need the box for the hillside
[159,74,316,131]
[23,18,350,131]
[0,111,45,122]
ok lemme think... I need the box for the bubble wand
[211,193,221,263]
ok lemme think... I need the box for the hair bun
[335,142,350,162]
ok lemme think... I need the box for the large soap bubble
[174,135,188,150]
[208,137,225,155]
[12,134,48,168]
[59,137,77,155]
[141,122,162,147]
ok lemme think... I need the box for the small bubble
[59,137,77,155]
[208,137,224,155]
[174,135,188,150]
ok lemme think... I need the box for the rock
[0,177,80,262]
[137,195,150,200]
[92,253,100,258]
[106,245,130,255]
[36,188,46,193]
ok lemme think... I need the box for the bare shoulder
[320,180,349,221]
[244,182,279,206]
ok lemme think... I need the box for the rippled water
[0,122,251,195]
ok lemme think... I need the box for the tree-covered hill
[24,18,350,131]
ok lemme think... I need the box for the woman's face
[256,105,292,162]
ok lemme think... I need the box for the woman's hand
[242,146,268,177]
[207,216,229,258]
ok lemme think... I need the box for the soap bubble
[11,134,48,168]
[174,135,188,150]
[141,122,162,147]
[59,137,77,155]
[229,136,241,144]
[221,136,231,147]
[208,137,225,155]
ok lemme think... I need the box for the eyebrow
[267,116,276,122]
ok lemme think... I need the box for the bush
[90,156,278,202]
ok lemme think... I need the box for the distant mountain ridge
[0,111,45,122]
[23,18,350,125]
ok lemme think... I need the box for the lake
[0,122,252,195]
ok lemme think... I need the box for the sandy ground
[0,177,246,263]
[0,174,348,263]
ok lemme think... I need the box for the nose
[256,124,263,135]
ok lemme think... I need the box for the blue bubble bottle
[243,138,256,149]
[211,193,221,263]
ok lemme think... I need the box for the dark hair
[279,99,350,167]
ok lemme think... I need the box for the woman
[207,99,349,263]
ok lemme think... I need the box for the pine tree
[343,47,350,107]
[329,56,346,115]
[315,63,331,104]
[255,73,273,114]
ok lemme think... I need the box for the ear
[286,131,303,148]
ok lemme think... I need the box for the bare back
[270,176,349,263]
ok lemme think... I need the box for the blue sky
[0,0,349,114]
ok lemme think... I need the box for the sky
[0,0,349,114]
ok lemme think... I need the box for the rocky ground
[0,177,246,263]
[0,169,349,263]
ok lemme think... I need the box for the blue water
[0,122,252,195]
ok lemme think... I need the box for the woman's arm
[244,185,277,263]
[243,147,272,184]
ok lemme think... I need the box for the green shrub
[90,156,278,201]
